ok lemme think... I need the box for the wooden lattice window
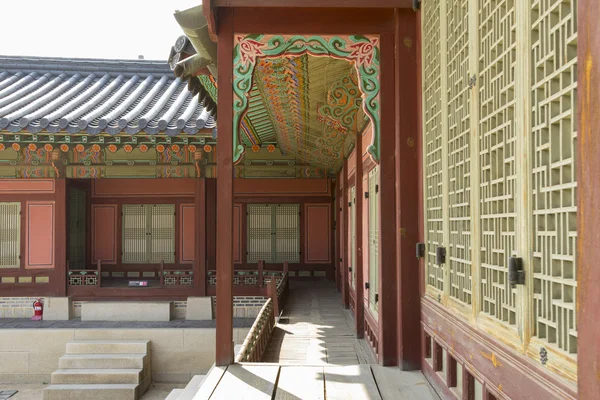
[122,204,175,264]
[68,188,86,269]
[368,167,380,315]
[349,186,357,290]
[531,0,578,354]
[247,204,299,264]
[0,202,20,269]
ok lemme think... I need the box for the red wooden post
[55,178,67,296]
[215,7,235,366]
[195,179,207,295]
[392,8,420,369]
[267,278,279,317]
[258,260,264,287]
[355,121,365,339]
[577,0,600,397]
[283,261,288,275]
[97,260,102,287]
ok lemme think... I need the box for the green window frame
[0,202,20,269]
[247,204,300,264]
[122,204,175,264]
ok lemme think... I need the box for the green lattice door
[368,166,380,315]
[68,188,86,269]
[0,202,20,269]
[122,204,175,264]
[247,204,299,263]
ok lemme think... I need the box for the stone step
[165,388,184,400]
[66,340,150,355]
[43,384,138,400]
[59,353,148,369]
[51,368,142,385]
[177,374,207,400]
[81,301,173,321]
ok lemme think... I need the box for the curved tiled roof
[0,55,216,136]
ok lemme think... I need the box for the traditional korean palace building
[1,0,599,399]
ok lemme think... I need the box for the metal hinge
[375,184,379,194]
[375,294,379,303]
[436,247,446,265]
[508,257,525,286]
[416,242,425,259]
[468,74,477,89]
[365,282,370,289]
[412,0,421,11]
[365,191,369,199]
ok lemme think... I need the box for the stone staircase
[166,374,206,400]
[43,340,151,400]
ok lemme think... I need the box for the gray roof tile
[0,55,215,136]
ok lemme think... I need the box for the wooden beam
[214,0,413,8]
[195,179,207,296]
[378,27,398,366]
[215,7,234,367]
[393,9,420,370]
[577,0,600,398]
[342,160,349,309]
[354,126,365,340]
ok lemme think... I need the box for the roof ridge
[0,55,170,75]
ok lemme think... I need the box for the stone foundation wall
[212,296,267,318]
[1,297,266,320]
[0,298,37,318]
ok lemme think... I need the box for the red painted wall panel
[234,178,331,196]
[25,202,55,269]
[92,179,195,197]
[180,204,195,264]
[0,179,55,194]
[304,203,331,263]
[233,204,242,264]
[91,204,117,263]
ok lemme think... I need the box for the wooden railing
[235,298,276,363]
[67,260,194,288]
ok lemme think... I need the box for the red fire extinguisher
[32,298,43,321]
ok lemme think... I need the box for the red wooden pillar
[355,127,365,339]
[341,160,349,309]
[577,0,600,397]
[55,178,67,297]
[215,7,234,366]
[195,179,207,296]
[377,24,399,366]
[393,9,420,369]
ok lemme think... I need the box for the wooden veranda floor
[196,281,439,399]
[263,280,374,365]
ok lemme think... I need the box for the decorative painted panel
[447,0,472,305]
[423,0,444,291]
[478,0,518,326]
[91,204,117,263]
[25,202,54,269]
[180,204,195,264]
[531,0,578,355]
[0,179,55,194]
[368,166,380,315]
[305,204,331,264]
[0,202,20,268]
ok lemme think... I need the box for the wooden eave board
[213,0,413,8]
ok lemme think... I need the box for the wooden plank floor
[204,364,439,399]
[263,280,369,365]
[200,281,439,399]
